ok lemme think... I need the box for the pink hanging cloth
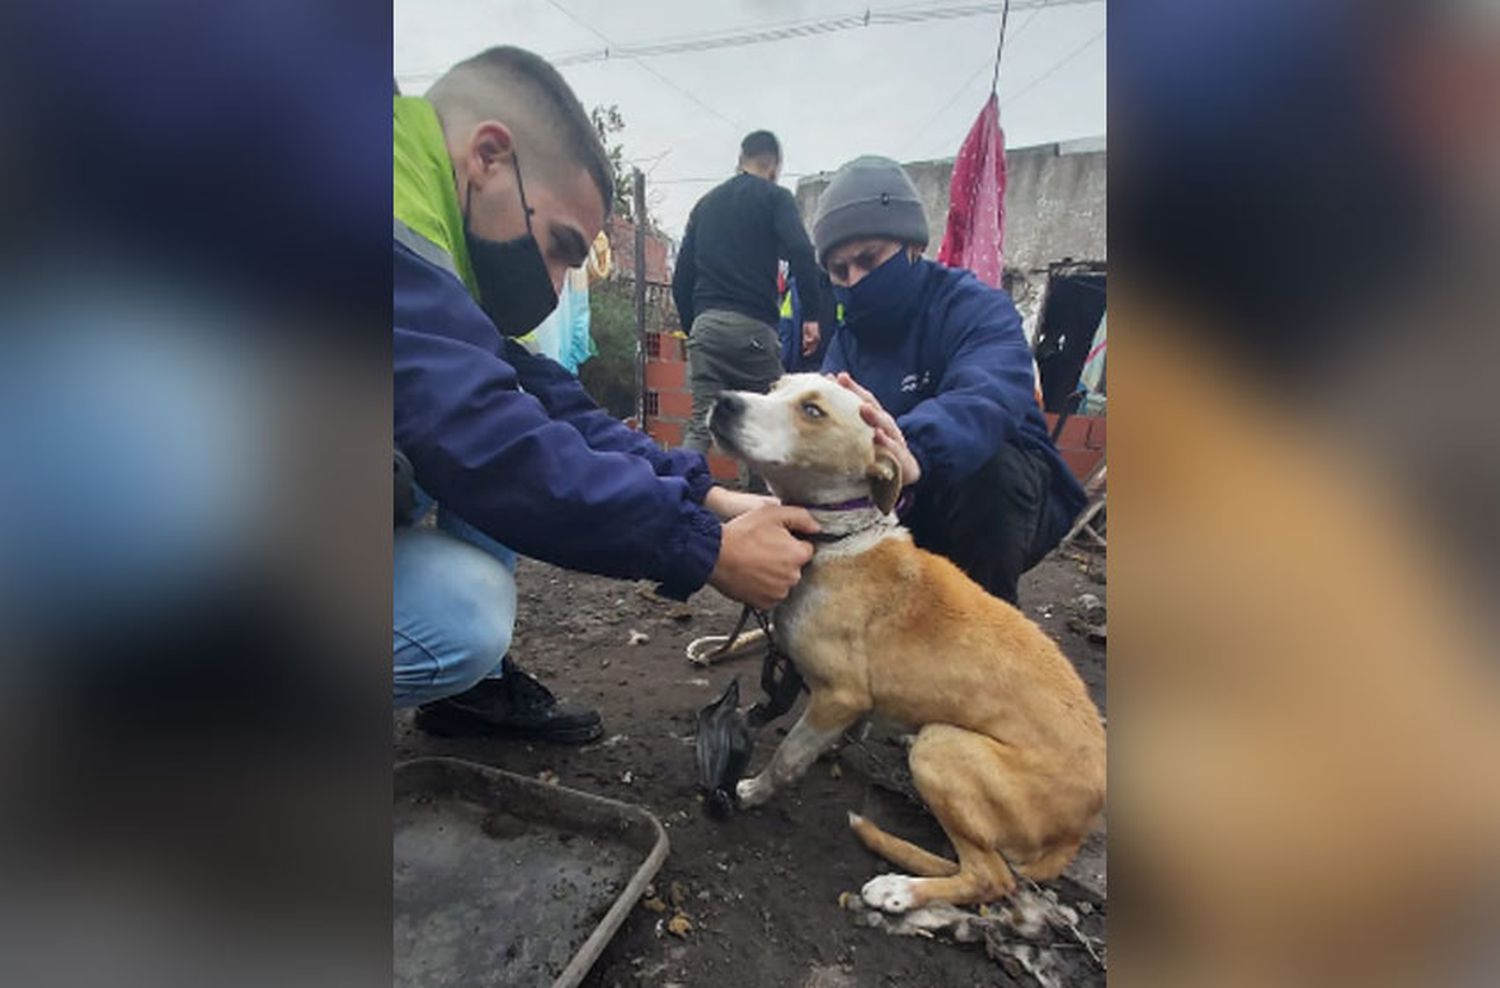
[936,92,1007,287]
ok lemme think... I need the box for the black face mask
[463,153,558,336]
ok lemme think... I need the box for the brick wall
[605,218,745,485]
[607,217,671,284]
[1043,413,1106,482]
[640,326,741,483]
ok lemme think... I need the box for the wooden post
[632,168,647,431]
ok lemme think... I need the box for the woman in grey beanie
[813,155,1085,604]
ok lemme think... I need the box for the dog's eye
[801,402,824,419]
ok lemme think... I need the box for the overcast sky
[395,0,1106,239]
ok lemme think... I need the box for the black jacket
[672,172,820,331]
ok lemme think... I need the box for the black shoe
[415,664,603,744]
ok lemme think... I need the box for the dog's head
[707,373,902,513]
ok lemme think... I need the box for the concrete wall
[793,137,1106,332]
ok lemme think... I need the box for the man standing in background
[673,131,822,453]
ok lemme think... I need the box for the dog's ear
[867,449,902,516]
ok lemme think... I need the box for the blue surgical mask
[831,249,921,340]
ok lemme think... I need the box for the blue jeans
[393,492,518,708]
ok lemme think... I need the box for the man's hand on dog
[832,372,922,487]
[704,486,779,520]
[710,504,819,610]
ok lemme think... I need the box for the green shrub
[578,280,638,419]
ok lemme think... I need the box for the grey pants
[683,308,784,453]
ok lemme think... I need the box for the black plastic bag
[695,678,753,818]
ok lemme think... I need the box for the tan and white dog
[708,374,1105,913]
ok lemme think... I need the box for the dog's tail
[847,812,958,877]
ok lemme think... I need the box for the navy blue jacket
[821,260,1086,527]
[394,239,721,599]
[776,275,831,373]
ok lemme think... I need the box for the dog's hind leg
[1011,836,1084,882]
[847,812,958,877]
[861,832,1015,913]
[861,724,1023,912]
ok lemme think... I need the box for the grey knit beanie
[811,155,929,266]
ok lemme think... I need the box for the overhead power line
[1007,0,1056,44]
[897,0,1063,159]
[1000,26,1105,108]
[897,56,994,160]
[650,173,807,186]
[551,0,1095,67]
[538,0,743,134]
[396,0,1102,82]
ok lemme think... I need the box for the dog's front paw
[861,873,918,914]
[736,776,772,808]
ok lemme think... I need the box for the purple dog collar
[804,495,874,512]
[796,490,914,518]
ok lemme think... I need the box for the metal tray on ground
[395,757,669,988]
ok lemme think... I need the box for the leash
[840,726,924,807]
[685,604,805,726]
[684,604,757,665]
[744,607,804,727]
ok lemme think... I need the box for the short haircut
[740,130,782,165]
[427,46,614,217]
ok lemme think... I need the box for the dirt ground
[395,550,1107,987]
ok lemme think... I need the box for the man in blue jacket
[812,156,1086,604]
[775,273,831,373]
[395,48,817,741]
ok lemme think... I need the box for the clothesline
[989,0,1013,94]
